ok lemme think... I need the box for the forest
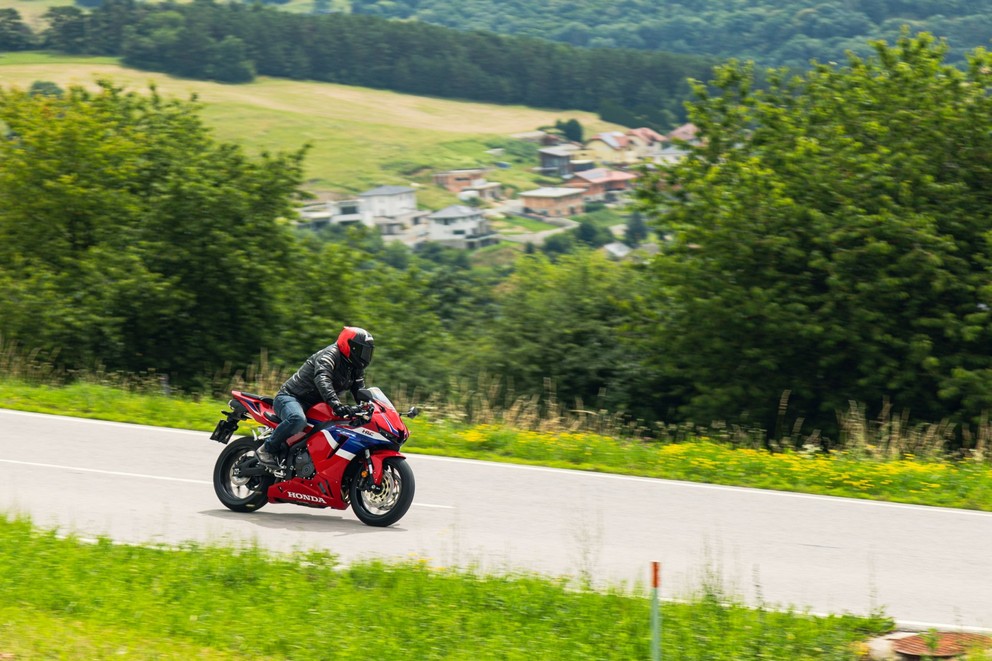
[0,0,713,130]
[3,34,992,442]
[350,0,992,70]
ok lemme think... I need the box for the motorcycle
[209,387,417,527]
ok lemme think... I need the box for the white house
[427,205,500,250]
[358,185,430,244]
[298,199,367,228]
[358,185,418,221]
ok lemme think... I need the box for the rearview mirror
[406,406,419,418]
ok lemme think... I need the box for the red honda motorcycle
[209,387,417,527]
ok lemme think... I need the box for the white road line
[0,458,453,508]
[0,458,212,484]
[0,408,208,436]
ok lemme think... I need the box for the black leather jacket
[276,344,366,409]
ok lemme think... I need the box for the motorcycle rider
[256,326,375,469]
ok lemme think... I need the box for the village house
[357,185,430,243]
[538,145,579,177]
[433,168,489,193]
[519,187,585,218]
[626,127,667,161]
[564,168,638,202]
[667,122,699,144]
[582,131,641,166]
[297,198,367,228]
[427,205,500,249]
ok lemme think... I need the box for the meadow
[0,515,894,660]
[0,53,618,205]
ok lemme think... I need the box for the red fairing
[268,478,338,508]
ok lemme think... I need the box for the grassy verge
[0,515,891,660]
[2,379,991,511]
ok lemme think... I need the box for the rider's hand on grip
[331,401,349,418]
[349,404,373,422]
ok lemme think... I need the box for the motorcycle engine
[292,449,316,479]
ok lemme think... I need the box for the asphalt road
[1,408,990,631]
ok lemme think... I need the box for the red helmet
[336,327,374,369]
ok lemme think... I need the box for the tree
[556,118,583,142]
[635,33,992,436]
[41,6,88,53]
[486,251,643,413]
[0,8,33,51]
[624,211,648,246]
[0,82,306,384]
[29,81,63,98]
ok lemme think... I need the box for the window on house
[454,229,465,235]
[341,204,358,215]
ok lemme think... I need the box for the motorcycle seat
[264,412,281,424]
[240,392,274,405]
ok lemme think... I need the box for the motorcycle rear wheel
[214,436,274,512]
[350,457,415,527]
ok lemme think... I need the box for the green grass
[0,53,619,206]
[576,205,632,230]
[2,378,991,511]
[0,515,892,660]
[495,214,562,232]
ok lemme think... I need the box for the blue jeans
[267,393,306,452]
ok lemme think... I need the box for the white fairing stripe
[336,449,356,461]
[320,429,340,450]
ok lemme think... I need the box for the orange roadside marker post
[651,561,661,661]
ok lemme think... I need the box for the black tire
[350,457,415,527]
[213,436,274,513]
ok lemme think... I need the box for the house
[602,241,633,261]
[582,131,640,165]
[538,146,577,177]
[626,127,667,160]
[358,185,430,244]
[563,168,638,202]
[433,168,489,194]
[459,181,504,203]
[427,205,500,249]
[667,123,700,144]
[297,198,368,228]
[358,185,418,219]
[519,187,585,217]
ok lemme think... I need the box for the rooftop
[430,205,482,219]
[359,185,415,197]
[521,187,586,198]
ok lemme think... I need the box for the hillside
[349,0,992,69]
[0,53,621,203]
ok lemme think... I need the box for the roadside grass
[0,53,617,205]
[0,514,892,660]
[2,378,991,512]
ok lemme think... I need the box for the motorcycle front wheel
[213,436,274,512]
[350,457,415,527]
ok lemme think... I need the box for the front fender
[370,450,405,486]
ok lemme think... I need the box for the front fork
[359,449,377,491]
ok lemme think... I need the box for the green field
[0,52,619,205]
[0,515,895,660]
